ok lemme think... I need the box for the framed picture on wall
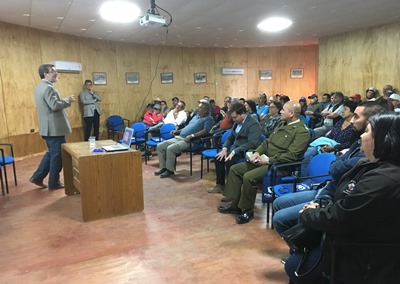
[194,72,207,83]
[161,72,173,84]
[259,70,272,80]
[290,68,304,79]
[93,72,107,85]
[126,72,139,84]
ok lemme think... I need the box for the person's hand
[225,151,235,161]
[249,152,260,163]
[305,110,312,115]
[321,145,335,153]
[299,202,319,214]
[216,149,227,161]
[69,95,75,102]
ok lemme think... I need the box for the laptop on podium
[102,127,134,152]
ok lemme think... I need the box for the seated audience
[244,99,259,121]
[273,100,388,236]
[300,100,358,176]
[160,100,170,117]
[304,94,323,129]
[143,104,163,126]
[389,93,400,112]
[349,93,362,103]
[299,97,307,116]
[320,93,331,109]
[221,96,232,113]
[154,102,214,178]
[208,103,261,194]
[285,112,400,283]
[365,86,380,101]
[313,92,344,139]
[256,93,269,120]
[217,101,310,224]
[260,101,282,138]
[210,99,222,123]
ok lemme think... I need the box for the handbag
[281,222,322,253]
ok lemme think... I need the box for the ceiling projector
[139,13,166,27]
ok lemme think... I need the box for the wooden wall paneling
[149,46,184,108]
[247,47,281,100]
[0,23,42,139]
[214,48,248,101]
[115,42,151,123]
[279,45,318,102]
[318,22,400,97]
[182,48,216,109]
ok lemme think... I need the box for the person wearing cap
[256,93,269,120]
[365,87,379,101]
[349,93,361,103]
[143,103,163,126]
[299,97,308,116]
[389,93,400,111]
[304,94,323,129]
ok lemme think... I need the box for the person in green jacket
[218,101,311,224]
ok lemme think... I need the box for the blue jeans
[300,146,319,177]
[31,136,65,188]
[272,190,318,235]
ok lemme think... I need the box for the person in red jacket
[143,104,163,126]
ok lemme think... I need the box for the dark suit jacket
[223,114,261,156]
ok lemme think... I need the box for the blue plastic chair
[119,122,147,150]
[200,130,232,179]
[273,153,337,197]
[0,143,17,194]
[144,123,175,164]
[106,115,130,140]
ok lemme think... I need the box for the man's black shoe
[160,169,174,178]
[236,210,254,224]
[154,168,167,176]
[218,205,242,215]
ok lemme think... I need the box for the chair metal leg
[2,165,9,194]
[12,161,17,186]
[190,151,193,176]
[200,155,204,179]
[0,170,4,196]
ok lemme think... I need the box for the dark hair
[332,92,344,100]
[38,64,54,79]
[84,79,92,85]
[161,100,167,105]
[179,100,186,108]
[210,99,215,104]
[280,95,290,103]
[344,100,358,113]
[322,93,331,99]
[270,101,283,112]
[369,112,400,165]
[245,100,257,113]
[359,99,390,120]
[229,102,246,115]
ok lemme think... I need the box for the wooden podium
[61,140,144,222]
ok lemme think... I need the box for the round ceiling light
[100,1,141,23]
[257,17,293,32]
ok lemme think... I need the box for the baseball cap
[350,94,362,100]
[366,87,376,92]
[389,93,400,101]
[308,94,318,99]
[299,96,306,102]
[153,104,161,110]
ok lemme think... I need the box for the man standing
[208,103,261,194]
[218,101,310,224]
[30,64,75,190]
[79,79,101,141]
[155,102,214,178]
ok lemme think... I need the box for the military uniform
[224,119,310,211]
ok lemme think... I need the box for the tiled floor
[0,152,288,284]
